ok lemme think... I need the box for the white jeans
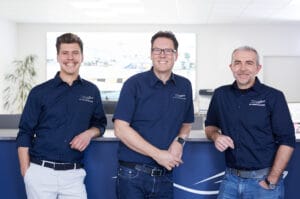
[24,163,87,199]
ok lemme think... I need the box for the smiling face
[230,49,261,89]
[151,37,178,76]
[57,43,83,79]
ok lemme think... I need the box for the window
[47,32,196,101]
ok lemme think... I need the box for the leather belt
[31,158,83,170]
[226,167,270,179]
[119,161,171,176]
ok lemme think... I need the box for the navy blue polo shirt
[205,78,295,170]
[16,73,107,163]
[113,68,194,165]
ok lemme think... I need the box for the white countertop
[2,129,299,142]
[0,129,209,141]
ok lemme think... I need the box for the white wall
[263,56,300,102]
[196,25,300,110]
[2,23,300,113]
[0,19,17,114]
[197,25,300,89]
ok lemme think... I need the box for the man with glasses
[16,33,107,199]
[113,31,194,199]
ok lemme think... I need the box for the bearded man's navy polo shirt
[205,78,295,170]
[16,73,107,163]
[113,68,194,165]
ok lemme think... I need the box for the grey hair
[231,46,260,65]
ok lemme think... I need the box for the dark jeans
[116,165,174,199]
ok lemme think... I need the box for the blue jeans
[116,165,173,199]
[218,172,284,199]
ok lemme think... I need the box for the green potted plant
[3,55,37,113]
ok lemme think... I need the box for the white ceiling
[0,0,300,24]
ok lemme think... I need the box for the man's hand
[205,126,234,152]
[168,140,184,165]
[18,147,30,177]
[259,179,269,189]
[70,131,93,152]
[152,150,183,171]
[214,134,235,152]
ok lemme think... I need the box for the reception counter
[1,129,300,199]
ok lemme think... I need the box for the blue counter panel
[1,140,299,198]
[0,140,26,199]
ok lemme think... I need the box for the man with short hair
[205,46,295,198]
[16,33,107,199]
[113,31,194,199]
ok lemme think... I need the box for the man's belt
[226,167,270,179]
[31,158,83,170]
[119,161,171,176]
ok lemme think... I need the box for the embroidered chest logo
[79,95,94,103]
[249,99,265,107]
[172,94,186,100]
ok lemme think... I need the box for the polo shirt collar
[231,77,262,93]
[251,77,262,92]
[149,67,176,87]
[53,71,83,87]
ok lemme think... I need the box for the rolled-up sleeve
[89,88,107,136]
[271,91,296,148]
[205,91,220,128]
[16,89,41,147]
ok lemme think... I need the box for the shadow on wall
[0,100,205,130]
[0,114,115,130]
[102,101,205,130]
[103,101,117,115]
[0,102,117,129]
[0,114,21,129]
[0,114,204,130]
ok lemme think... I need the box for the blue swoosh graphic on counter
[174,171,225,195]
[174,183,219,195]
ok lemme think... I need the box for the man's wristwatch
[264,178,276,189]
[176,137,186,146]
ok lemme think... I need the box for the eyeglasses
[151,48,177,55]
